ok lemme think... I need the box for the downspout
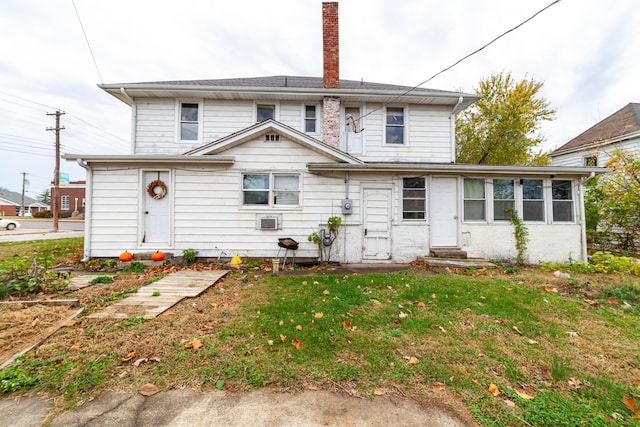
[579,172,596,261]
[343,171,349,263]
[449,96,464,162]
[76,159,92,262]
[120,88,136,154]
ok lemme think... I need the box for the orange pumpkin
[119,251,133,262]
[151,251,164,262]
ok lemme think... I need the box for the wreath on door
[147,179,167,200]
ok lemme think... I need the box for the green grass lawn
[1,239,639,425]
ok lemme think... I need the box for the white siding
[357,105,453,163]
[551,137,640,166]
[134,99,176,154]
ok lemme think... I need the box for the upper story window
[180,103,199,140]
[257,104,275,122]
[242,173,300,207]
[493,179,515,221]
[552,180,574,222]
[305,105,317,132]
[385,107,405,144]
[584,155,597,167]
[464,178,486,221]
[61,195,70,211]
[522,179,544,222]
[402,177,426,220]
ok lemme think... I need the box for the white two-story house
[65,2,602,264]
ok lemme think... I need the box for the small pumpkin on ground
[151,251,165,262]
[119,250,133,262]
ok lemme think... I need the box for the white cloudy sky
[1,0,638,198]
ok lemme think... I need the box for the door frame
[361,183,392,261]
[139,169,174,248]
[429,176,459,248]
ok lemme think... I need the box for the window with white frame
[402,177,426,220]
[257,104,275,122]
[552,180,574,222]
[385,107,404,144]
[61,195,70,211]
[305,105,317,132]
[493,179,515,221]
[522,179,545,221]
[242,173,300,207]
[463,178,485,221]
[179,103,199,140]
[584,155,597,167]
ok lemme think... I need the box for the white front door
[143,171,171,245]
[430,177,458,247]
[363,187,391,260]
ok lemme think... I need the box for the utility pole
[47,111,65,232]
[21,172,27,217]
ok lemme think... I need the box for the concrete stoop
[418,256,497,269]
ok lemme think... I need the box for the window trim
[551,179,575,223]
[303,104,318,133]
[463,178,486,222]
[583,155,598,167]
[61,195,70,211]
[241,172,302,209]
[492,178,515,222]
[255,102,279,123]
[521,178,546,223]
[402,176,427,221]
[175,100,203,143]
[384,105,407,145]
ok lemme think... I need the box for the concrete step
[429,248,468,259]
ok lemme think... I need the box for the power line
[71,0,104,85]
[360,0,562,120]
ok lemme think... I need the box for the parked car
[0,217,20,230]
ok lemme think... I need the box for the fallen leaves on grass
[185,338,203,350]
[139,383,161,396]
[133,356,160,367]
[544,285,558,292]
[313,312,323,318]
[515,388,535,400]
[488,383,501,396]
[295,325,303,331]
[432,381,446,391]
[622,396,639,417]
[71,342,82,350]
[292,338,303,349]
[568,377,582,388]
[416,301,426,307]
[280,334,286,342]
[342,321,352,331]
[121,351,137,362]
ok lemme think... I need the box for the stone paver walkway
[88,270,228,319]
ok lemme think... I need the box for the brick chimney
[322,2,341,149]
[322,2,339,89]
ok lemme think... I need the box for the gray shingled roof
[0,188,39,205]
[115,75,458,95]
[553,103,640,155]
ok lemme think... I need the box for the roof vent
[265,134,280,142]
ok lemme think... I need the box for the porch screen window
[464,178,485,221]
[385,107,404,144]
[243,173,300,207]
[584,156,597,167]
[180,103,199,140]
[257,104,275,122]
[493,179,514,221]
[522,179,544,221]
[61,195,70,211]
[305,106,317,132]
[403,177,426,220]
[552,180,574,222]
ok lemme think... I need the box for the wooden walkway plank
[87,270,228,319]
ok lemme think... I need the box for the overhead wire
[71,0,104,85]
[359,0,562,121]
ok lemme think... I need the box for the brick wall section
[322,2,339,89]
[323,96,341,149]
[51,181,86,213]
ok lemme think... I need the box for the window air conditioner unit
[259,217,278,230]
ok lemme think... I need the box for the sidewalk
[0,229,83,243]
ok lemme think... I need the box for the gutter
[76,159,92,262]
[450,96,465,161]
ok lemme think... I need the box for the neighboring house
[551,103,640,167]
[51,181,86,215]
[0,189,48,216]
[65,2,602,264]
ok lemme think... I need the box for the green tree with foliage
[37,189,50,205]
[456,71,556,166]
[586,150,640,253]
